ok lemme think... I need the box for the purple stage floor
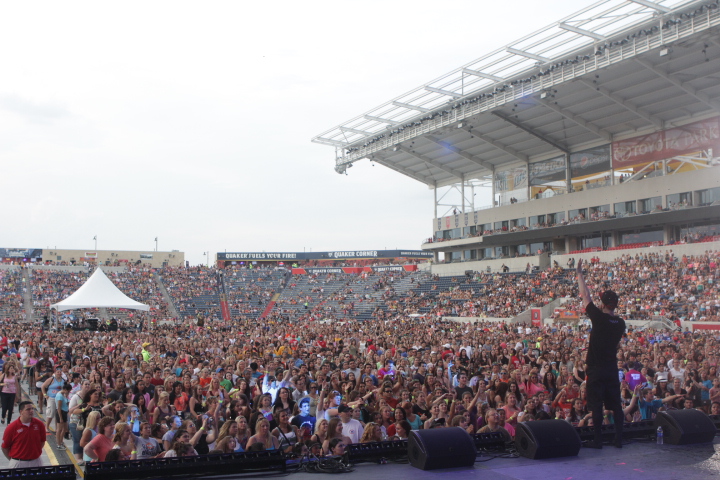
[286,438,720,480]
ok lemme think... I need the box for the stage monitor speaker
[408,428,477,470]
[654,409,717,445]
[471,431,506,451]
[515,420,581,459]
[709,414,720,431]
[345,439,408,464]
[0,465,75,480]
[84,451,286,480]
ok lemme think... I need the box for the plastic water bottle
[656,426,663,445]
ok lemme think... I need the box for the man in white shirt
[262,370,291,403]
[338,405,363,444]
[667,353,686,383]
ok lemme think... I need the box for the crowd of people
[161,266,220,318]
[0,302,718,465]
[0,248,716,469]
[0,270,23,322]
[1,249,718,329]
[223,266,284,319]
[105,267,172,321]
[31,269,89,322]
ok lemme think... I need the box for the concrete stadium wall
[430,252,551,275]
[435,167,719,228]
[39,249,184,268]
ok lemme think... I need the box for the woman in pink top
[84,417,115,462]
[0,363,19,424]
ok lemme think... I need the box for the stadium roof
[313,0,720,188]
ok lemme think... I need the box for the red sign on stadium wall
[531,308,542,327]
[612,116,720,168]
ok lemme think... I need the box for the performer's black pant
[586,367,623,443]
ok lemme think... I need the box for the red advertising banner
[612,116,720,168]
[692,323,720,331]
[531,308,542,327]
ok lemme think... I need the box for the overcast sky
[0,0,581,265]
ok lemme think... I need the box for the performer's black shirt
[585,302,625,370]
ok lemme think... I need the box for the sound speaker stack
[515,420,582,459]
[654,409,717,445]
[408,428,477,470]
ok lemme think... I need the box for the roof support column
[491,166,496,209]
[565,153,571,193]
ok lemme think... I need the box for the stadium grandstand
[313,0,720,278]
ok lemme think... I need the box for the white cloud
[0,0,581,264]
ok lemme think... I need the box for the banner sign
[495,166,528,192]
[531,308,542,327]
[0,248,42,259]
[218,250,432,261]
[529,157,566,185]
[554,308,580,320]
[570,145,611,178]
[292,265,419,275]
[612,116,720,168]
[691,323,720,331]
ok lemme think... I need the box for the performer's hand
[576,259,583,273]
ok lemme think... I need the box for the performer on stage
[576,259,625,449]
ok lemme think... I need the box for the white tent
[51,268,150,312]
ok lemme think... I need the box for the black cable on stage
[475,445,520,462]
[292,454,354,474]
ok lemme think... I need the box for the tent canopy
[51,268,150,312]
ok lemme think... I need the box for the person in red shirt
[2,401,46,468]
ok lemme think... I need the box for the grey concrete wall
[430,252,550,275]
[434,166,719,228]
[39,249,184,268]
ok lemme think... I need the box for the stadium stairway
[155,274,180,319]
[259,293,280,320]
[510,297,564,325]
[22,267,32,322]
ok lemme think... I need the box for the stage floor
[286,438,720,480]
